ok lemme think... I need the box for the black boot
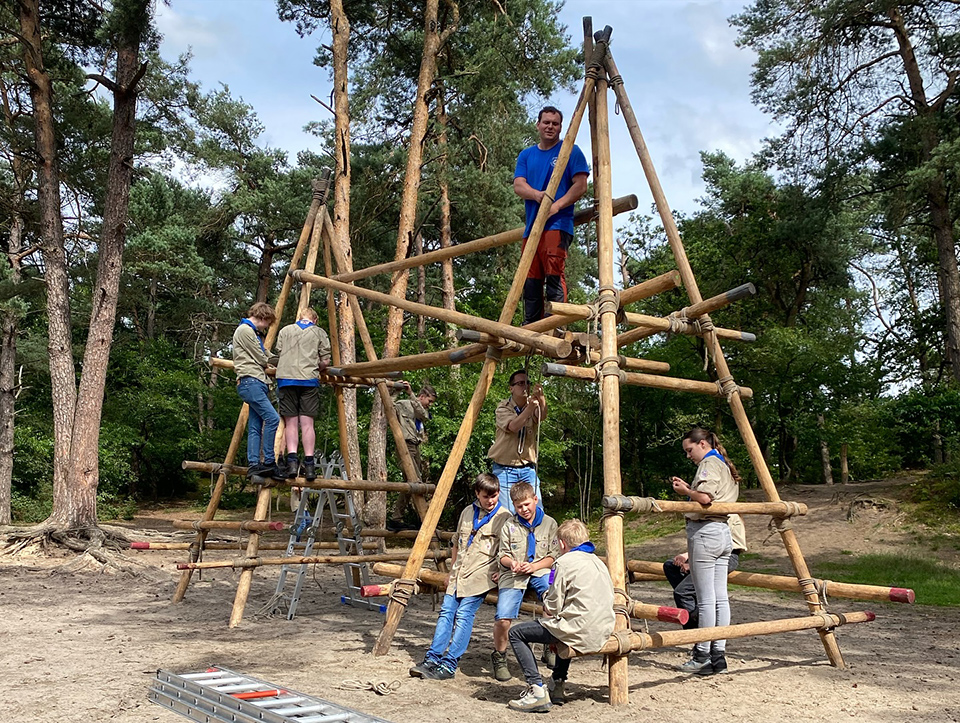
[303,456,316,480]
[286,454,300,479]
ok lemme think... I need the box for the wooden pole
[291,270,573,359]
[618,324,756,347]
[172,520,285,532]
[625,560,915,604]
[542,362,754,399]
[369,562,687,624]
[589,30,629,705]
[322,210,354,479]
[332,195,638,284]
[207,358,403,388]
[229,484,272,627]
[604,47,846,668]
[558,610,875,659]
[132,541,377,551]
[178,550,450,570]
[603,495,807,517]
[373,62,599,657]
[180,463,437,493]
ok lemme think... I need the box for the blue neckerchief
[415,419,424,434]
[240,319,265,353]
[296,319,315,330]
[569,541,596,554]
[516,507,545,562]
[514,404,526,449]
[468,501,502,547]
[703,449,726,464]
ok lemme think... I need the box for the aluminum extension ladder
[264,452,384,619]
[149,667,392,723]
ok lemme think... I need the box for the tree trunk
[817,413,834,485]
[56,3,148,529]
[18,0,78,517]
[255,234,277,304]
[416,231,426,352]
[435,83,458,364]
[382,0,459,361]
[0,70,30,525]
[329,0,363,488]
[840,443,849,484]
[888,6,960,383]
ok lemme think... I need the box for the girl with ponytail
[670,426,740,676]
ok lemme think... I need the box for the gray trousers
[686,519,732,658]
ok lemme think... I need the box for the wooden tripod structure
[163,18,908,706]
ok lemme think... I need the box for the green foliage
[815,553,960,607]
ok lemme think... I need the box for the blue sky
[156,0,771,217]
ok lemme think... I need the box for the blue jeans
[491,463,541,514]
[424,593,485,672]
[686,520,732,658]
[496,574,551,620]
[237,377,280,466]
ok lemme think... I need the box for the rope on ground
[337,679,401,695]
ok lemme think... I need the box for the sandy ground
[2,479,959,723]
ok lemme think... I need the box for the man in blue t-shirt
[513,106,590,326]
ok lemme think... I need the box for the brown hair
[682,427,741,482]
[300,307,319,323]
[247,302,276,324]
[474,472,500,496]
[510,481,536,504]
[419,382,437,400]
[557,519,589,548]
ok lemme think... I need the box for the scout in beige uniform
[388,382,437,531]
[272,308,331,481]
[233,302,282,479]
[670,427,741,676]
[487,370,546,514]
[408,474,511,681]
[506,519,615,712]
[490,482,559,682]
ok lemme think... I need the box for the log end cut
[657,606,689,626]
[130,542,150,549]
[890,587,916,603]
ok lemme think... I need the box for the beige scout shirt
[541,550,615,654]
[498,514,560,590]
[273,322,331,382]
[232,323,271,383]
[685,454,739,522]
[395,398,429,445]
[445,503,511,599]
[728,513,747,552]
[487,398,540,467]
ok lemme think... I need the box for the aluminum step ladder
[149,667,393,723]
[264,452,384,619]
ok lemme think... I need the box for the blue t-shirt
[515,142,590,238]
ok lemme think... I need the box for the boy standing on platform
[272,307,331,482]
[233,302,282,480]
[507,519,615,712]
[487,370,546,513]
[409,473,510,681]
[491,482,559,682]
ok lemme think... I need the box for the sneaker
[677,656,711,673]
[303,457,316,480]
[699,655,728,676]
[508,684,552,713]
[285,455,300,479]
[409,660,437,678]
[540,645,557,670]
[424,664,455,680]
[491,650,511,682]
[546,677,566,704]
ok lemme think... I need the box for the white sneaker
[508,684,552,713]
